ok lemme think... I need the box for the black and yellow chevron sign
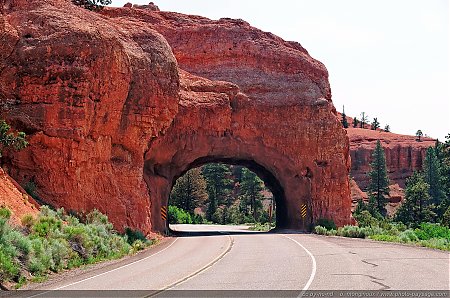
[161,206,168,221]
[300,204,307,218]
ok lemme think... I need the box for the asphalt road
[24,224,449,295]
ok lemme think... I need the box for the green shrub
[0,249,20,282]
[326,229,337,236]
[21,214,35,229]
[248,222,275,231]
[419,238,450,251]
[369,234,399,242]
[131,240,146,252]
[0,207,12,219]
[414,223,450,240]
[353,210,378,228]
[124,228,148,245]
[193,214,205,224]
[315,218,336,230]
[0,206,151,287]
[168,206,192,224]
[314,225,327,235]
[337,225,373,238]
[399,229,419,242]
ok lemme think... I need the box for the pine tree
[367,140,390,216]
[371,118,380,130]
[239,168,264,222]
[353,117,359,128]
[360,112,368,129]
[354,199,367,215]
[384,125,390,132]
[0,119,28,158]
[396,172,435,226]
[202,163,233,219]
[423,147,446,207]
[170,168,208,214]
[416,130,423,142]
[341,106,349,128]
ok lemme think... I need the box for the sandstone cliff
[1,0,352,232]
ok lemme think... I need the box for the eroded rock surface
[347,128,435,189]
[1,0,351,232]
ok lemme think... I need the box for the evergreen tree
[360,112,368,129]
[353,117,359,128]
[239,168,264,221]
[354,199,367,215]
[170,168,208,214]
[341,106,349,128]
[423,147,446,207]
[396,172,435,226]
[384,125,390,132]
[367,195,382,218]
[0,119,28,158]
[371,118,380,130]
[442,206,450,227]
[202,163,233,219]
[416,130,423,142]
[367,140,390,216]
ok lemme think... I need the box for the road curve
[24,224,449,293]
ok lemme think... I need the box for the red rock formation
[1,0,352,232]
[0,167,39,225]
[347,127,435,189]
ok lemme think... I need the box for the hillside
[0,167,39,225]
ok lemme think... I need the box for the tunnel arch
[167,157,290,229]
[144,139,315,233]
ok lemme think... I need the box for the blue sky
[111,0,449,140]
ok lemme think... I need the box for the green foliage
[0,119,28,158]
[368,234,399,242]
[341,107,348,128]
[314,225,327,235]
[318,211,450,251]
[239,168,264,222]
[360,112,368,129]
[398,229,419,242]
[168,205,192,224]
[442,206,450,227]
[414,223,450,240]
[396,172,435,226]
[367,140,389,217]
[315,218,336,230]
[21,214,35,230]
[0,207,12,219]
[202,163,233,220]
[353,117,358,128]
[371,117,380,130]
[0,206,150,288]
[384,125,390,132]
[0,212,30,283]
[423,147,446,207]
[170,168,208,214]
[248,222,275,231]
[124,228,148,246]
[416,130,423,141]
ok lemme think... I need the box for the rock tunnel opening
[165,157,289,231]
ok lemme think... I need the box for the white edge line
[283,235,317,293]
[27,237,179,298]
